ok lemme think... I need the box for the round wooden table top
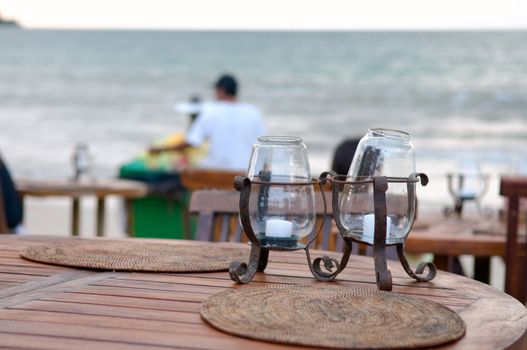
[0,235,525,350]
[16,178,149,198]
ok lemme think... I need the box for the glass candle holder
[72,143,92,181]
[230,132,435,289]
[339,128,416,245]
[246,136,315,249]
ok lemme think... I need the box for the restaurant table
[0,235,525,350]
[16,178,148,237]
[406,215,509,283]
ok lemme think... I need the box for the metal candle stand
[325,172,436,291]
[443,173,490,217]
[229,172,437,291]
[228,175,333,284]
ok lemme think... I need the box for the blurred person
[175,94,202,126]
[0,155,23,233]
[331,138,361,175]
[151,74,266,170]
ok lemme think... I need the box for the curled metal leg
[305,240,352,282]
[373,245,393,291]
[230,175,267,284]
[396,243,436,282]
[257,248,269,272]
[229,244,262,284]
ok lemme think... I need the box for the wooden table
[0,235,525,350]
[16,178,148,236]
[405,214,511,283]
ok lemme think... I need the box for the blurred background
[1,1,526,239]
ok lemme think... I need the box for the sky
[1,0,527,30]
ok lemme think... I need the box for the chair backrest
[499,176,527,303]
[188,189,344,250]
[180,168,243,191]
[0,184,9,233]
[178,168,243,239]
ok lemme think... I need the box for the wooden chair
[500,176,527,303]
[188,189,344,250]
[180,168,329,191]
[179,168,243,239]
[180,168,243,191]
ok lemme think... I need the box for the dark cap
[214,74,237,96]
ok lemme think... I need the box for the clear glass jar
[339,128,416,244]
[246,136,315,249]
[72,143,92,180]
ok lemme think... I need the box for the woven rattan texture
[20,239,249,272]
[201,284,466,349]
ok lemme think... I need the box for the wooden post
[124,199,134,236]
[71,197,80,236]
[505,196,520,299]
[96,197,105,237]
[524,216,527,303]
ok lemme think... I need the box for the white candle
[459,189,477,199]
[362,214,391,245]
[265,219,293,238]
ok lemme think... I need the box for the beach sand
[21,197,127,239]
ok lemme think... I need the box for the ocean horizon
[1,29,526,207]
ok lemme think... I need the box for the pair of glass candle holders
[229,129,437,291]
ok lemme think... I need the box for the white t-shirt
[186,101,266,170]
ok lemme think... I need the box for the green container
[131,195,189,239]
[119,159,193,239]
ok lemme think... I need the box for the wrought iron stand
[229,173,437,291]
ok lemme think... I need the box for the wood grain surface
[0,235,525,350]
[16,178,148,198]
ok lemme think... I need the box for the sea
[1,29,527,208]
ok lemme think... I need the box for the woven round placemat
[20,239,249,272]
[201,284,466,349]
